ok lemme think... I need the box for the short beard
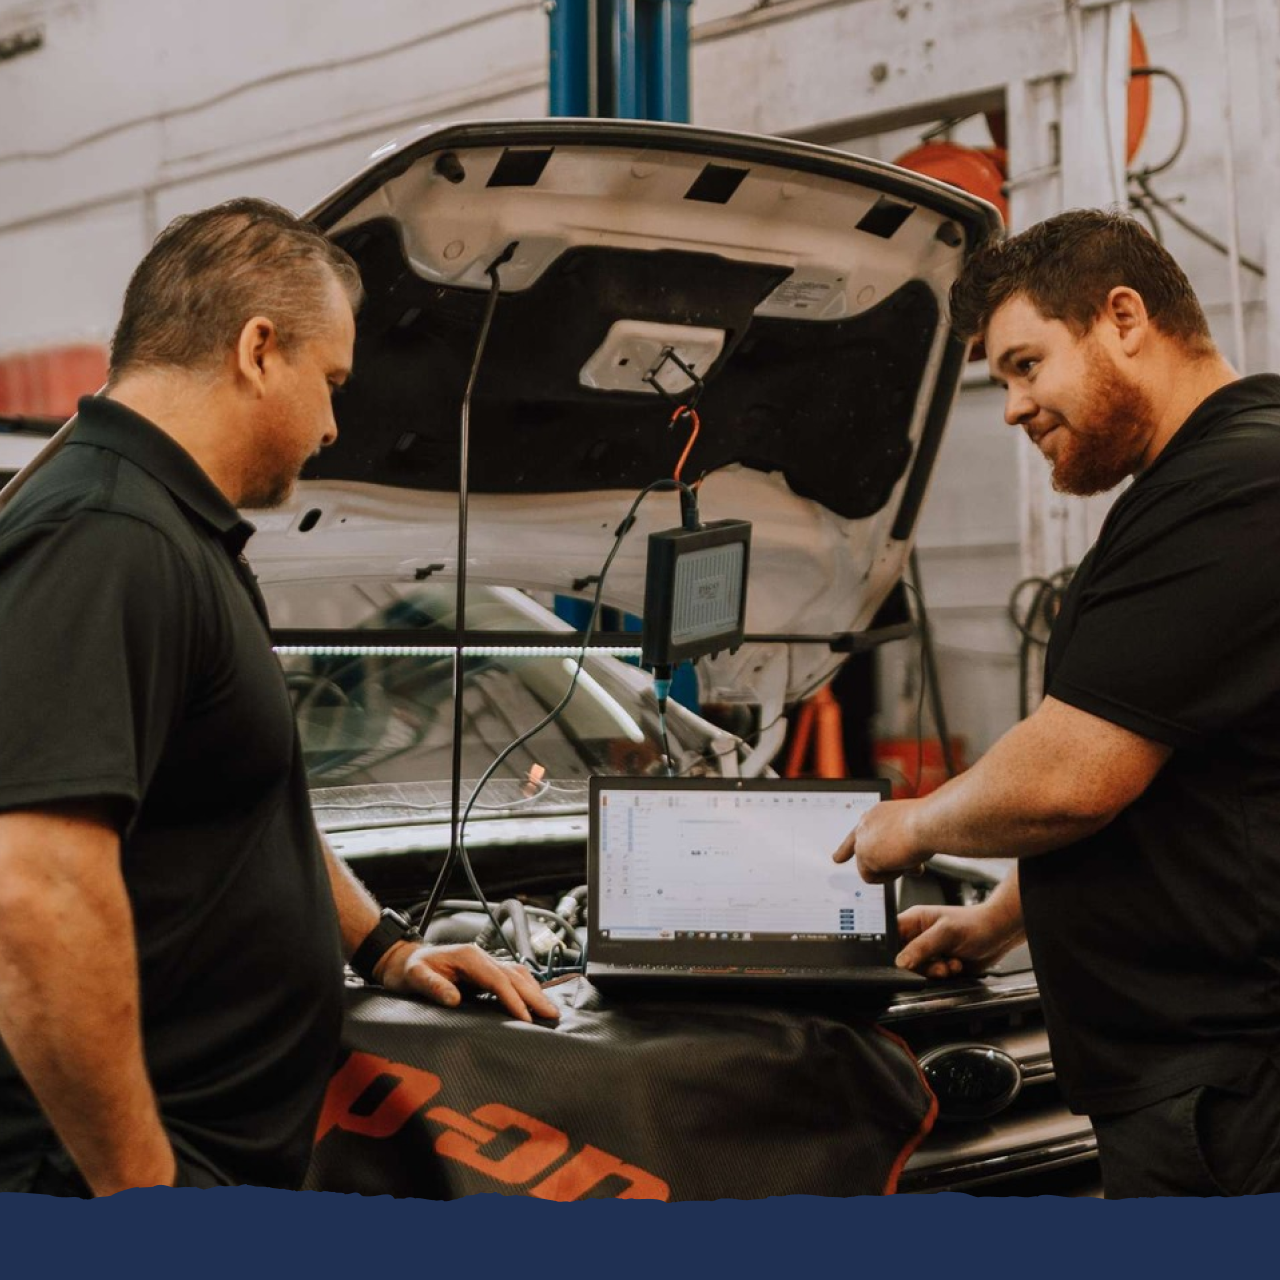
[1050,349,1155,497]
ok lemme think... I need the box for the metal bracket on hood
[641,344,706,410]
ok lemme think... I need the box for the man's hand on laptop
[832,799,931,884]
[894,901,1026,979]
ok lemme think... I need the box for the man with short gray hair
[0,198,556,1196]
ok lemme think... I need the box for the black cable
[920,113,975,144]
[423,245,517,934]
[652,660,677,776]
[1012,582,1048,721]
[895,578,931,796]
[1124,67,1266,278]
[907,551,957,781]
[415,898,583,966]
[1010,578,1043,719]
[1130,190,1164,245]
[1007,569,1074,719]
[417,478,695,950]
[439,478,692,972]
[416,884,583,974]
[1006,574,1060,642]
[658,702,675,776]
[1129,173,1265,277]
[1129,67,1190,180]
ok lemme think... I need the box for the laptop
[586,776,926,1001]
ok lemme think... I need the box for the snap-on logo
[316,1051,670,1200]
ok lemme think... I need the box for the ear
[1102,286,1150,357]
[235,315,279,396]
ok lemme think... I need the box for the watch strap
[349,909,423,983]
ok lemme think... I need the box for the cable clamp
[642,346,705,410]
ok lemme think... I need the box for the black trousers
[1092,1053,1280,1197]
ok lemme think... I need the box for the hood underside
[246,119,1000,704]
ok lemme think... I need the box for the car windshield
[264,581,741,831]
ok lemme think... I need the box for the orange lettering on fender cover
[315,1051,443,1142]
[427,1104,570,1185]
[530,1144,670,1201]
[315,1055,670,1199]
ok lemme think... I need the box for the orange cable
[671,406,700,484]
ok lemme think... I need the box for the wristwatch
[349,908,424,983]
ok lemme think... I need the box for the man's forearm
[317,833,560,1021]
[910,696,1172,860]
[320,833,381,956]
[0,809,174,1195]
[983,864,1023,930]
[910,754,1106,859]
[841,697,1172,882]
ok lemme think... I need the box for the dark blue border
[0,1190,1265,1278]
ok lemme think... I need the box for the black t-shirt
[0,396,343,1188]
[1024,374,1280,1115]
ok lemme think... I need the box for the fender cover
[304,977,935,1199]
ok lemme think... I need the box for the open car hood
[246,119,1000,707]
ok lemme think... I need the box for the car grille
[883,966,1099,1194]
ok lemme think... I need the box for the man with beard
[834,209,1280,1196]
[0,199,557,1197]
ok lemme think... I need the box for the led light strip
[272,644,644,658]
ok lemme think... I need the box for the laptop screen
[588,777,898,969]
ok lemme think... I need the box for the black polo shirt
[1024,374,1280,1116]
[0,395,343,1189]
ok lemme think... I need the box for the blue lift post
[548,0,691,123]
[547,1,698,711]
[547,0,592,117]
[636,0,691,123]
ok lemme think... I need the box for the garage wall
[0,0,547,350]
[0,0,1270,756]
[841,0,1273,754]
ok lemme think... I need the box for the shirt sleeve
[0,510,198,828]
[1047,474,1280,749]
